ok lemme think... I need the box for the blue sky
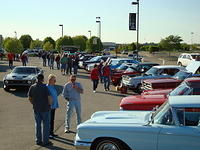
[1,0,200,44]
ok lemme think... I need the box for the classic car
[78,54,95,69]
[111,62,159,86]
[121,65,185,93]
[120,77,200,110]
[75,96,200,150]
[3,66,43,91]
[142,61,200,91]
[177,53,200,66]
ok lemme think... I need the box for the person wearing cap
[62,75,83,133]
[28,74,53,146]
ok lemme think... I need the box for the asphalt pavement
[0,57,131,150]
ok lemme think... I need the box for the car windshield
[125,67,137,72]
[12,68,36,74]
[173,71,191,80]
[89,56,101,61]
[145,67,158,76]
[110,59,119,65]
[169,82,192,96]
[116,64,129,70]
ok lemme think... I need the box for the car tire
[178,62,182,66]
[135,84,142,94]
[93,138,127,150]
[3,86,10,92]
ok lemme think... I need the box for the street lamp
[132,0,139,59]
[191,32,194,50]
[96,17,101,40]
[14,31,17,38]
[59,24,63,37]
[88,30,91,38]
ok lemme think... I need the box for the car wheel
[3,86,10,92]
[135,84,142,94]
[178,62,182,66]
[94,139,125,150]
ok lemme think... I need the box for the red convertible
[120,77,200,111]
[111,62,159,86]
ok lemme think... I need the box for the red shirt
[90,68,99,80]
[102,66,111,77]
[7,53,14,61]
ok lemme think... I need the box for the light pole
[88,30,91,38]
[191,32,194,50]
[132,0,139,59]
[59,24,63,37]
[96,17,101,40]
[14,31,17,38]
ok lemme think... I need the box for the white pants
[65,100,81,129]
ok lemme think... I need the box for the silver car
[3,66,43,91]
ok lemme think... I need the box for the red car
[111,62,159,86]
[120,77,200,111]
[142,61,200,91]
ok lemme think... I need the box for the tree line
[2,35,103,54]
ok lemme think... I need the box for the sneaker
[49,135,54,139]
[104,89,107,91]
[64,128,70,133]
[93,90,96,93]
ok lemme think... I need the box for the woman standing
[47,74,59,138]
[90,64,99,93]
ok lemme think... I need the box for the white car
[177,53,200,66]
[75,95,200,150]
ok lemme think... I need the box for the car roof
[152,65,183,69]
[168,95,200,108]
[14,66,38,69]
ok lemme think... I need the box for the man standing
[7,52,14,69]
[102,62,111,91]
[62,75,83,133]
[28,74,53,146]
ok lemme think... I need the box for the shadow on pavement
[0,63,12,72]
[43,145,70,150]
[52,136,74,146]
[76,74,89,80]
[77,70,90,75]
[8,88,29,98]
[0,81,3,88]
[96,90,127,97]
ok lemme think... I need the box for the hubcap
[97,142,120,150]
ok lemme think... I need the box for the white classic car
[75,96,200,150]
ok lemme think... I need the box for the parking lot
[0,57,131,150]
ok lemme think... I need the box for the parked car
[3,66,43,91]
[82,55,116,69]
[75,95,200,150]
[120,77,200,110]
[122,65,185,93]
[111,62,159,86]
[78,54,95,69]
[121,50,128,55]
[177,53,200,66]
[142,61,200,91]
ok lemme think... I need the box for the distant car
[142,61,200,91]
[120,77,200,111]
[111,62,159,86]
[78,55,95,69]
[3,66,43,91]
[75,95,200,150]
[122,65,185,93]
[177,53,200,66]
[121,50,128,55]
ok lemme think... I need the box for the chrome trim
[74,141,91,150]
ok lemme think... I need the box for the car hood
[121,94,167,106]
[5,73,36,80]
[144,78,182,84]
[143,89,173,95]
[83,111,151,125]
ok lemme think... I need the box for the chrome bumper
[74,141,91,150]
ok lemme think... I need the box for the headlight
[27,80,32,84]
[4,80,8,84]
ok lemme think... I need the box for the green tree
[86,36,103,53]
[2,37,12,48]
[43,37,55,49]
[148,45,159,53]
[128,42,136,51]
[159,35,183,56]
[19,35,33,50]
[72,35,88,51]
[4,38,23,54]
[30,39,43,49]
[56,36,74,51]
[181,43,190,51]
[43,42,53,51]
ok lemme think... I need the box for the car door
[157,107,200,150]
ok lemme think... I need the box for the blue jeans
[103,76,110,90]
[65,100,81,129]
[34,111,50,144]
